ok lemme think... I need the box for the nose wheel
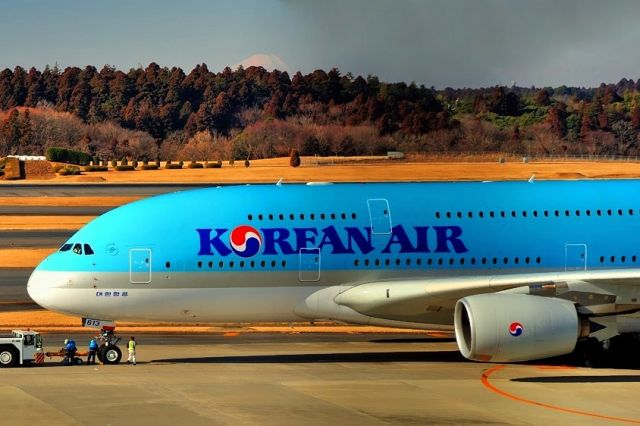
[96,327,122,365]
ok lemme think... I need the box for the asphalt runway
[0,268,34,306]
[0,206,111,216]
[1,333,639,425]
[2,183,640,424]
[0,183,211,197]
[0,230,69,308]
[1,230,72,247]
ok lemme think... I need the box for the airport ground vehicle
[43,328,122,365]
[0,330,44,367]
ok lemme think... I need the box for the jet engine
[454,293,581,362]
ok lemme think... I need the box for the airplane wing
[334,268,640,324]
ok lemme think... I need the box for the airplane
[26,180,640,365]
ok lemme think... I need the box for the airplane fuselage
[27,180,640,329]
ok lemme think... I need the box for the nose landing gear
[96,327,122,365]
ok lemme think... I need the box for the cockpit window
[59,243,73,252]
[72,244,83,255]
[84,244,94,255]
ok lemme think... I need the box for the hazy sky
[1,0,640,88]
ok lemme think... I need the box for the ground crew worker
[127,336,136,365]
[87,338,98,365]
[65,339,77,365]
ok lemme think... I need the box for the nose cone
[27,268,53,309]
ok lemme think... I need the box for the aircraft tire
[102,345,122,365]
[580,337,607,368]
[0,346,18,367]
[97,345,106,363]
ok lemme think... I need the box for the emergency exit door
[299,248,321,282]
[130,249,152,283]
[565,244,587,271]
[368,199,391,234]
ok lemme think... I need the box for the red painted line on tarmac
[481,365,640,424]
[222,332,240,337]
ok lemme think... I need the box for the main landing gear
[96,327,122,365]
[574,333,640,368]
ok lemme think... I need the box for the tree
[547,103,567,137]
[9,66,27,107]
[534,89,551,106]
[289,148,301,167]
[25,68,44,107]
[611,120,637,156]
[1,109,22,155]
[632,105,640,130]
[19,109,33,153]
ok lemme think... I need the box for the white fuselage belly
[28,270,449,329]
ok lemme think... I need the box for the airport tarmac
[0,183,209,197]
[1,333,639,426]
[2,182,640,424]
[0,206,111,216]
[2,230,72,248]
[0,268,34,304]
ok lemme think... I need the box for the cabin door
[299,248,321,282]
[565,243,587,271]
[130,248,152,283]
[367,199,392,234]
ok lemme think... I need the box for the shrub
[164,160,182,169]
[142,159,149,166]
[101,159,108,167]
[244,159,250,167]
[188,161,203,169]
[46,147,93,165]
[3,158,23,179]
[141,164,159,170]
[115,165,135,171]
[84,165,108,172]
[111,159,117,167]
[205,161,222,168]
[57,165,81,176]
[121,157,128,166]
[290,149,301,167]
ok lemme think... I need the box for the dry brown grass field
[5,157,640,184]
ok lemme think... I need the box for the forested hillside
[1,63,640,160]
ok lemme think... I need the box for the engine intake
[454,294,580,362]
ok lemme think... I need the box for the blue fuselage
[37,180,640,277]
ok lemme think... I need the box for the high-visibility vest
[128,340,136,351]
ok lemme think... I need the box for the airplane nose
[27,269,59,310]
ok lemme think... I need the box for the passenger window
[72,244,83,255]
[59,244,73,252]
[84,244,94,255]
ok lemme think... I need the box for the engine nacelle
[454,294,580,362]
